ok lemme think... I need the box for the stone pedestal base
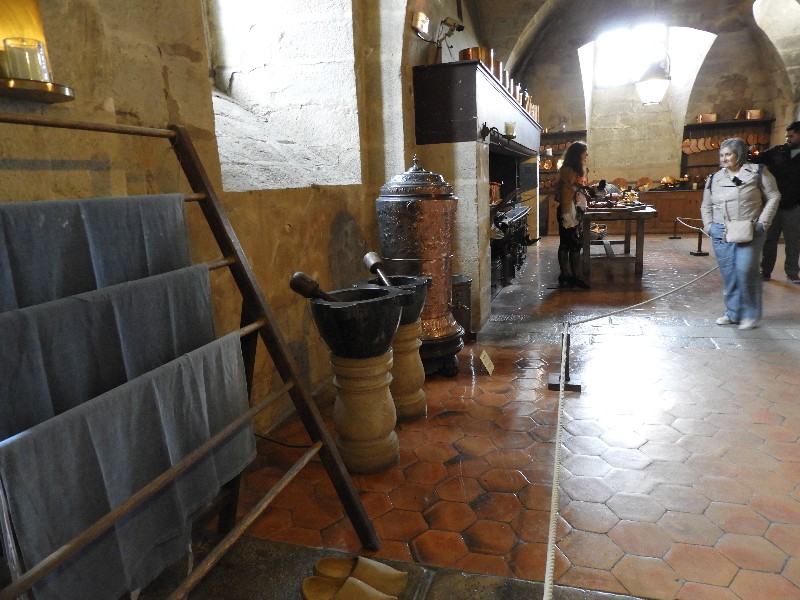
[390,320,426,420]
[330,350,399,474]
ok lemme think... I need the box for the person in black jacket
[751,121,800,282]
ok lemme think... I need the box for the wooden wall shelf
[0,79,75,103]
[680,118,773,180]
[412,60,541,155]
[539,130,587,195]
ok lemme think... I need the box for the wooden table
[582,206,658,277]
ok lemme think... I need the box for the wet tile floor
[217,234,800,599]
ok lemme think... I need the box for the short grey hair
[719,137,748,168]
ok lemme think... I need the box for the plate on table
[637,177,652,191]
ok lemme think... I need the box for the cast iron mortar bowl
[310,286,407,358]
[362,275,431,325]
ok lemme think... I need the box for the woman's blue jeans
[709,221,766,322]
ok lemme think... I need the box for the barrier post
[548,331,581,392]
[669,218,681,240]
[690,230,709,256]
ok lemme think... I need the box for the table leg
[582,215,591,278]
[624,220,632,254]
[635,217,645,276]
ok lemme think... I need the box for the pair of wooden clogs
[301,556,408,599]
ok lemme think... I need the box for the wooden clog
[313,556,408,597]
[301,575,397,600]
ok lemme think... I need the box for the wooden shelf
[0,78,74,103]
[680,118,773,180]
[412,60,541,154]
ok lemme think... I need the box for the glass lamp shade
[635,63,670,105]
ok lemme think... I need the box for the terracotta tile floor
[240,234,800,600]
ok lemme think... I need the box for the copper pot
[458,47,493,72]
[375,158,463,346]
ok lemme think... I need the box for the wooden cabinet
[412,60,541,152]
[680,118,774,182]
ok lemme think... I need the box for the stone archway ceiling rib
[488,0,763,75]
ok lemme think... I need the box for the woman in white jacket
[701,137,780,330]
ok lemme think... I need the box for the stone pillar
[390,320,426,420]
[330,350,399,474]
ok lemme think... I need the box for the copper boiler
[375,157,463,376]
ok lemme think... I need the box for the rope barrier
[675,216,709,236]
[674,217,710,256]
[542,251,718,600]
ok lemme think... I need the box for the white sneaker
[716,315,736,325]
[738,318,758,330]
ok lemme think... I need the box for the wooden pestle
[289,272,339,302]
[363,252,392,286]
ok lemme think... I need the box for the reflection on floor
[172,235,800,599]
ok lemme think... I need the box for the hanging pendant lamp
[635,57,670,105]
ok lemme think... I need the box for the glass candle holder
[3,37,51,82]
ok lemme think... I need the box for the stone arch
[753,0,800,122]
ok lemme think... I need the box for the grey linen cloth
[0,332,256,600]
[0,194,190,312]
[0,265,215,440]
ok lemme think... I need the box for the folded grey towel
[0,195,190,312]
[0,332,256,600]
[0,265,214,440]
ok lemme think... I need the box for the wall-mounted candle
[504,122,516,137]
[3,37,50,82]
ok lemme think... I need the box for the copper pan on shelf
[459,47,493,72]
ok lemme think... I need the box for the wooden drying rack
[0,113,379,600]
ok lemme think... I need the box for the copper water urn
[375,157,463,376]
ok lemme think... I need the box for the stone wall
[0,0,490,435]
[0,0,414,434]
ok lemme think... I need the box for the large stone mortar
[309,286,406,359]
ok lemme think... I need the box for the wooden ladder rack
[0,113,379,600]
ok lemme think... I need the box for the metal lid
[379,155,454,197]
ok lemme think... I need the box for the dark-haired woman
[555,141,590,288]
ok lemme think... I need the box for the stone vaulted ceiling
[465,0,766,73]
